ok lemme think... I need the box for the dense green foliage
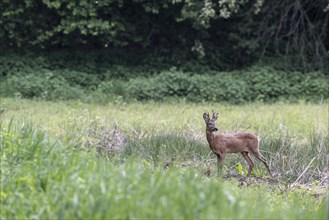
[126,69,328,103]
[1,0,328,69]
[0,1,328,104]
[1,1,328,103]
[1,99,328,219]
[1,52,327,103]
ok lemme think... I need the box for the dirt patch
[223,173,279,185]
[218,170,328,199]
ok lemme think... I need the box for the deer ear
[203,112,210,121]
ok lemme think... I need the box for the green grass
[1,98,328,219]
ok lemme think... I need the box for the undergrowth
[1,121,328,219]
[1,52,328,103]
[0,98,328,219]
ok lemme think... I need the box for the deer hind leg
[241,152,254,176]
[253,152,272,177]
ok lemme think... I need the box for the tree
[0,0,328,70]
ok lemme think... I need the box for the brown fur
[203,111,272,177]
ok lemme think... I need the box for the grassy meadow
[1,98,328,219]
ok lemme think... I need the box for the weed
[0,98,328,219]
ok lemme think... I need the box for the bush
[57,69,101,89]
[125,68,328,103]
[243,67,285,101]
[5,72,84,100]
[0,51,163,79]
[0,50,328,103]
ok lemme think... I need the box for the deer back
[212,132,259,154]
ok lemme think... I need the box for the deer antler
[212,110,218,120]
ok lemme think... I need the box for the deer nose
[213,128,218,131]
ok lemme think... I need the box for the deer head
[203,110,218,132]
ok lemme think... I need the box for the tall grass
[1,98,328,219]
[1,121,327,219]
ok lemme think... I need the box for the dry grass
[1,98,328,219]
[1,98,328,185]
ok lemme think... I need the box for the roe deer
[203,111,272,177]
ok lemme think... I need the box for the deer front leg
[216,154,225,177]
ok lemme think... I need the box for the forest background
[0,0,328,102]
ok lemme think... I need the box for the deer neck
[205,129,216,147]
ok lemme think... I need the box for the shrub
[6,72,84,100]
[0,50,328,103]
[127,77,161,101]
[156,71,191,97]
[125,68,328,103]
[57,69,100,89]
